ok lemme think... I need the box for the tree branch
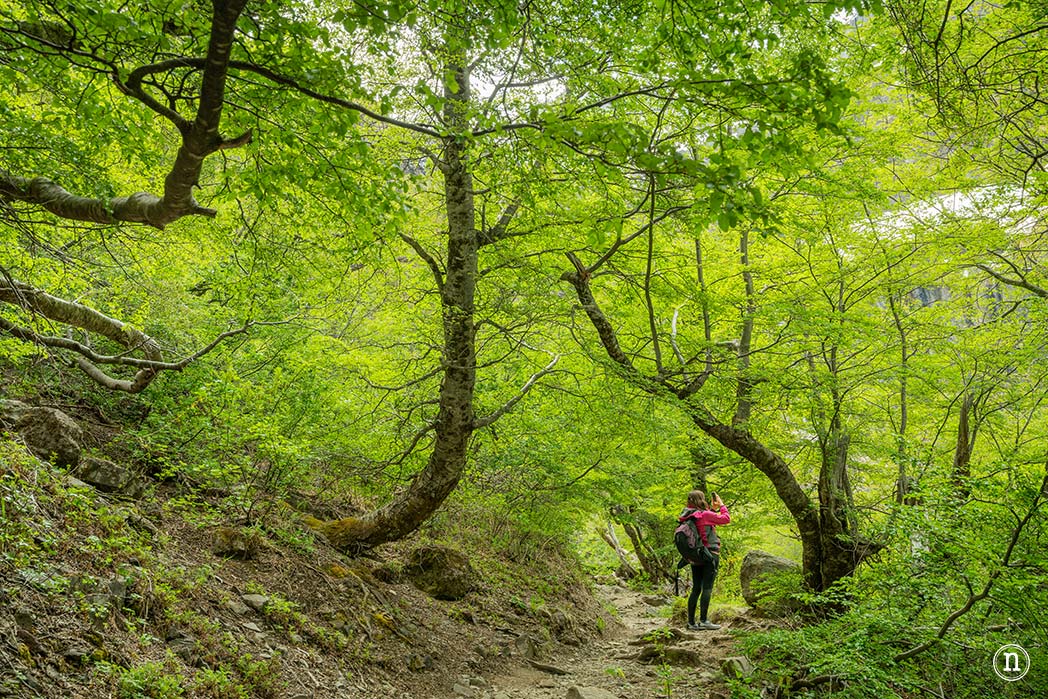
[0,0,252,228]
[0,278,259,392]
[399,233,445,294]
[473,353,560,428]
[477,200,521,247]
[893,468,1048,662]
[976,263,1048,298]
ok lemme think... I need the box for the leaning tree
[1,0,873,555]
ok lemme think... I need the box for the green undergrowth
[0,438,287,698]
[730,513,1048,699]
[416,498,609,635]
[1,434,611,698]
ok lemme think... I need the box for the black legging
[687,557,718,624]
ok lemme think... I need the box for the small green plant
[192,668,248,699]
[604,665,627,680]
[235,654,285,699]
[113,660,185,699]
[643,627,676,643]
[655,663,675,698]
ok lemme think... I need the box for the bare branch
[399,233,445,294]
[473,353,560,428]
[477,200,521,247]
[976,263,1048,298]
[0,278,261,392]
[225,60,442,138]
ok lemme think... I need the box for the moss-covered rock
[406,545,476,601]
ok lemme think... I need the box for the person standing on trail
[680,489,730,630]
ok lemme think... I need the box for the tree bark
[952,392,975,499]
[0,279,161,392]
[317,27,478,552]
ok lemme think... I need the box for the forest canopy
[1,0,1046,694]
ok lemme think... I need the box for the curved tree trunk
[317,32,478,552]
[564,262,867,592]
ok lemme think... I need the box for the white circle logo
[993,644,1030,681]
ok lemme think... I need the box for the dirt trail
[478,584,739,699]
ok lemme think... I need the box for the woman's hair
[687,489,709,511]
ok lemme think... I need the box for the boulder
[513,633,541,659]
[406,545,476,601]
[721,656,754,679]
[14,407,82,467]
[77,457,134,493]
[211,527,262,560]
[0,399,30,425]
[740,550,802,608]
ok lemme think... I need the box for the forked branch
[0,279,257,393]
[473,353,560,428]
[0,0,252,228]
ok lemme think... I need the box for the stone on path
[566,687,620,699]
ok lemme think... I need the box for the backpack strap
[695,514,710,547]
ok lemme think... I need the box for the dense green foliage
[2,0,1047,695]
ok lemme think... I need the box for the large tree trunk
[818,425,859,588]
[318,34,478,552]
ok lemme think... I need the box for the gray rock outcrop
[12,406,83,467]
[740,550,802,608]
[77,456,133,492]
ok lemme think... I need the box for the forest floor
[473,585,742,699]
[0,412,757,699]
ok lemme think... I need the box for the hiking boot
[686,622,701,631]
[698,620,721,630]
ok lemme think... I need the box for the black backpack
[673,517,714,594]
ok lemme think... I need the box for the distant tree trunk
[598,521,638,579]
[888,292,911,504]
[317,30,478,552]
[734,228,755,426]
[690,444,717,493]
[611,505,667,582]
[952,392,975,499]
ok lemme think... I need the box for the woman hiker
[679,489,730,630]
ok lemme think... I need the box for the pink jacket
[678,505,730,551]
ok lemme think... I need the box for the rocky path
[465,585,741,699]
